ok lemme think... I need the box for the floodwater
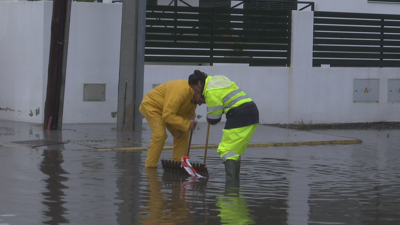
[1,129,400,225]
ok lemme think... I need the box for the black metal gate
[145,5,292,66]
[313,11,400,67]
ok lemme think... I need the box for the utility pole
[43,0,72,130]
[117,0,146,132]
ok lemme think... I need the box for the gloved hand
[176,130,184,139]
[189,120,198,130]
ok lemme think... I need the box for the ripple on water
[1,132,400,224]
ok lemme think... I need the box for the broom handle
[187,129,193,156]
[204,123,210,165]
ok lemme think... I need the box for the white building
[1,0,400,125]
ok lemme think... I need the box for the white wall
[1,2,400,125]
[313,0,400,14]
[62,2,122,123]
[144,65,291,124]
[0,2,51,123]
[0,2,122,124]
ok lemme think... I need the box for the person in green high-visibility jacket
[188,70,259,181]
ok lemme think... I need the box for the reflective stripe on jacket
[203,75,253,121]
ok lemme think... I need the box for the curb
[90,138,362,152]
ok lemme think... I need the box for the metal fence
[313,11,400,67]
[145,5,292,66]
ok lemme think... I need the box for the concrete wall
[63,2,122,123]
[0,2,51,123]
[1,2,400,125]
[0,2,122,124]
[313,0,400,14]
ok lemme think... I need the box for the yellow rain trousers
[139,80,196,168]
[218,124,258,162]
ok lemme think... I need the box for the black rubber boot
[224,159,241,182]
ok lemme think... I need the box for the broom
[161,125,209,177]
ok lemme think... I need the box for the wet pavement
[0,120,399,224]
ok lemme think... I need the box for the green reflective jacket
[203,75,253,121]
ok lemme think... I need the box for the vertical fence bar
[287,11,292,67]
[380,18,384,68]
[174,1,177,43]
[210,12,214,66]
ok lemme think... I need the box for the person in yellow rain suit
[188,70,259,181]
[139,80,205,168]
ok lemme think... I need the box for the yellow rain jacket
[140,80,196,167]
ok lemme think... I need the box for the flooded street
[0,125,400,224]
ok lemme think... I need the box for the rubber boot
[224,159,241,182]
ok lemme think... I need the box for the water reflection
[113,131,143,224]
[217,179,255,225]
[39,150,69,224]
[2,126,400,224]
[141,169,190,224]
[140,169,209,224]
[114,151,142,225]
[39,130,69,224]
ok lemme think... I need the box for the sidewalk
[0,120,362,151]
